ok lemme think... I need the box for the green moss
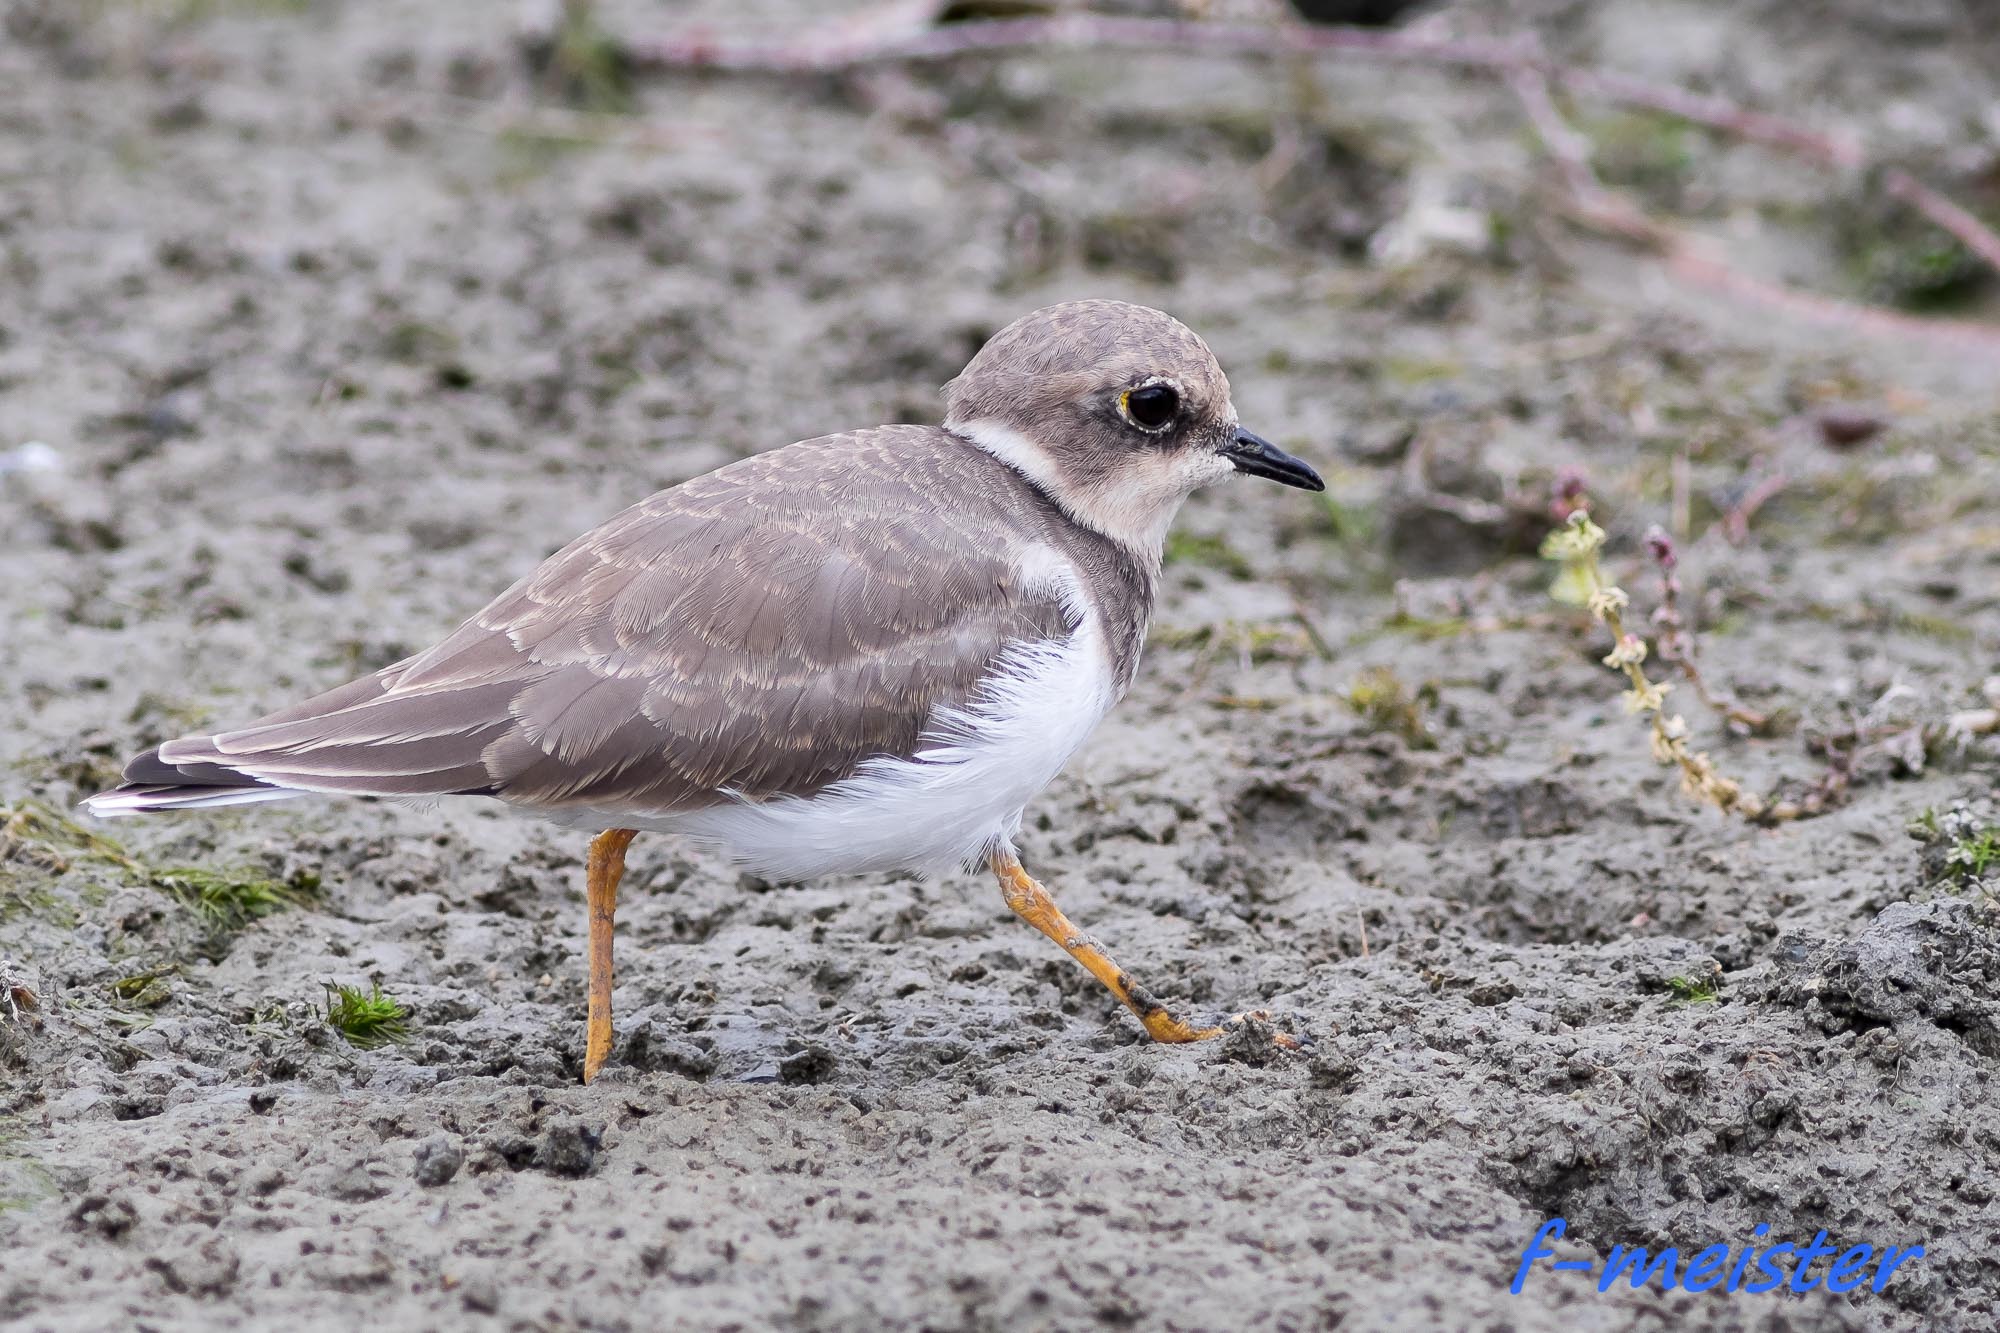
[1316,485,1378,548]
[323,982,409,1049]
[1382,613,1471,640]
[494,126,595,188]
[152,866,303,932]
[0,800,314,934]
[1379,355,1460,385]
[98,0,310,21]
[1850,223,1991,312]
[1150,621,1316,665]
[381,320,458,365]
[1893,610,1975,644]
[1,804,104,924]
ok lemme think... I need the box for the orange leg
[989,851,1295,1047]
[583,827,638,1085]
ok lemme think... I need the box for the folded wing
[86,428,1074,817]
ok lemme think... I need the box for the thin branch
[1661,246,2000,357]
[1505,68,2000,358]
[629,14,2000,300]
[1884,168,2000,275]
[629,15,1531,77]
[1550,65,1866,170]
[1644,526,1769,733]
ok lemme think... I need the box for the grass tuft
[322,983,409,1049]
[1,800,314,933]
[151,866,302,932]
[536,0,633,113]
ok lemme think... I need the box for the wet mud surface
[4,1,2000,1329]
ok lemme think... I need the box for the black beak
[1226,427,1324,491]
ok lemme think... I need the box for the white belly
[612,625,1115,879]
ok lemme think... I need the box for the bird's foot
[1129,986,1304,1052]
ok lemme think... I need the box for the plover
[85,299,1324,1081]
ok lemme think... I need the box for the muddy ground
[4,0,2000,1329]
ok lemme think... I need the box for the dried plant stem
[1543,512,1802,823]
[1643,526,1768,733]
[1504,67,2000,358]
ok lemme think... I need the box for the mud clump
[411,1134,464,1187]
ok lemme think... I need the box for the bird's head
[943,299,1321,557]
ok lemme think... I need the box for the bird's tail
[80,745,312,818]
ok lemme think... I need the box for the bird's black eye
[1123,383,1180,432]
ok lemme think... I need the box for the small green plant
[1664,972,1722,1004]
[536,0,633,113]
[1345,665,1439,749]
[1951,829,2000,880]
[322,983,409,1049]
[1910,806,2000,894]
[1582,111,1696,193]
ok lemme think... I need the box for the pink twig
[1549,65,1866,170]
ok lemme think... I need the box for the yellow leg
[989,851,1295,1047]
[583,828,637,1085]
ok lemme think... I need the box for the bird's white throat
[950,417,1230,561]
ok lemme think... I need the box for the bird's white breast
[625,543,1118,881]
